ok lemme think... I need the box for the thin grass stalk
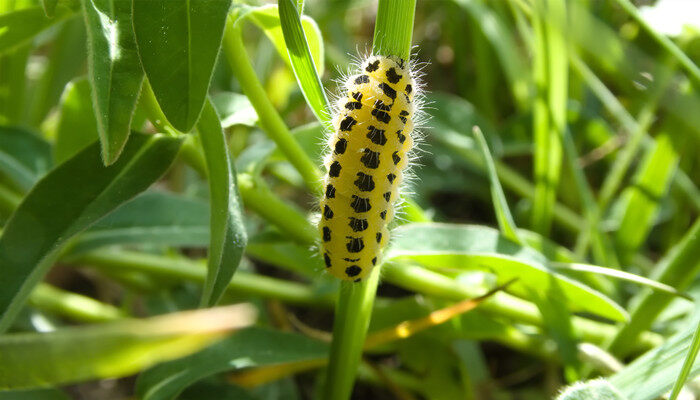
[530,0,566,236]
[611,0,700,86]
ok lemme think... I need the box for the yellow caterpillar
[319,55,418,282]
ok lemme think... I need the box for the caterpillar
[319,54,420,282]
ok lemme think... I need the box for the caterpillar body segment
[319,55,417,282]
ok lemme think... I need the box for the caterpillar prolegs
[319,55,419,282]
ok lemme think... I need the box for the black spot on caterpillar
[334,139,347,154]
[354,172,376,192]
[366,126,387,145]
[349,217,369,232]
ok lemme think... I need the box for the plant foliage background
[0,0,698,399]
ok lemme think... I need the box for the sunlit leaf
[0,305,256,389]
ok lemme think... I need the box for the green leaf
[197,99,248,307]
[610,315,700,400]
[472,126,521,244]
[135,327,328,400]
[0,6,73,55]
[241,5,324,77]
[550,263,687,298]
[132,0,232,132]
[669,321,700,400]
[40,0,58,17]
[211,92,258,128]
[608,219,700,356]
[0,126,52,191]
[82,0,145,164]
[556,379,628,400]
[0,133,182,333]
[54,77,99,164]
[613,133,678,262]
[386,223,627,322]
[71,191,210,254]
[278,0,329,124]
[0,305,256,389]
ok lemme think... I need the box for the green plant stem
[372,0,416,59]
[65,247,661,352]
[611,0,700,87]
[381,262,658,351]
[607,219,700,357]
[71,250,333,307]
[237,174,318,245]
[223,18,321,194]
[322,269,382,400]
[28,283,127,322]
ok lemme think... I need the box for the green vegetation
[0,0,698,398]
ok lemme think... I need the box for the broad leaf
[135,327,328,400]
[71,191,210,254]
[0,126,52,191]
[386,223,627,322]
[53,78,99,163]
[133,0,232,132]
[211,92,258,128]
[0,133,182,332]
[197,99,247,307]
[40,0,59,17]
[0,305,256,389]
[82,0,145,164]
[0,6,73,55]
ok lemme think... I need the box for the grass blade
[196,99,248,307]
[530,0,566,235]
[608,219,700,356]
[669,321,700,400]
[278,0,329,124]
[613,132,679,263]
[611,0,700,86]
[550,263,687,298]
[472,126,521,244]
